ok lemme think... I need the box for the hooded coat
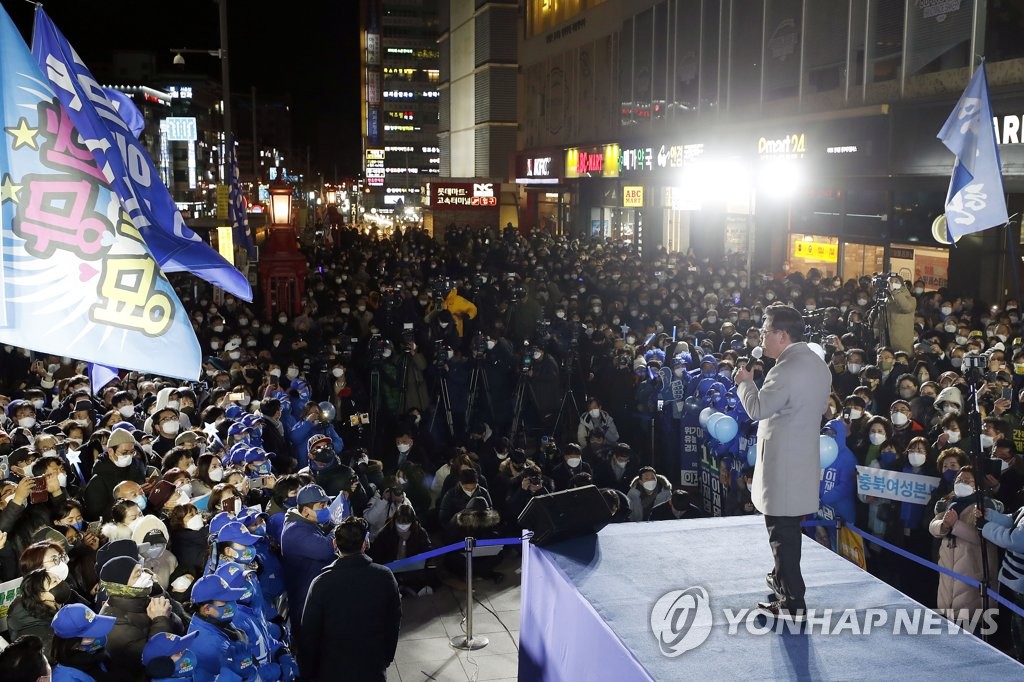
[929,495,1001,614]
[627,474,673,521]
[83,454,147,521]
[100,593,184,682]
[279,508,336,629]
[819,418,858,524]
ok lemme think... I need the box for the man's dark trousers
[765,514,806,610]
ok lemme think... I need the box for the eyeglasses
[45,553,69,567]
[759,327,780,337]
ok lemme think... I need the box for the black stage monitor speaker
[517,485,612,546]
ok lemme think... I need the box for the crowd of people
[0,222,1022,679]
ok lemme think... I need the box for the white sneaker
[417,586,433,597]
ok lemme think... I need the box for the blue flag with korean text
[0,5,201,380]
[229,148,254,257]
[937,63,1008,242]
[31,7,252,301]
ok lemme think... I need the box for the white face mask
[209,467,224,482]
[171,575,195,592]
[847,408,863,421]
[32,399,45,410]
[119,405,135,418]
[228,351,241,360]
[18,416,36,429]
[185,515,205,531]
[908,452,926,468]
[869,432,886,446]
[48,560,69,583]
[396,522,412,533]
[132,572,154,590]
[57,473,67,488]
[566,457,582,468]
[980,434,994,449]
[115,454,134,468]
[589,408,601,419]
[177,483,193,499]
[161,421,181,436]
[486,340,496,350]
[846,363,862,375]
[642,479,658,491]
[286,367,300,380]
[397,443,412,453]
[890,412,908,426]
[945,430,961,444]
[42,448,57,458]
[186,463,198,476]
[953,482,974,498]
[533,351,543,360]
[332,367,344,378]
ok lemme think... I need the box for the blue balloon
[696,377,718,400]
[819,435,839,469]
[747,442,757,466]
[699,407,717,429]
[710,413,738,442]
[684,396,701,415]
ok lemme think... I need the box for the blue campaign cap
[227,421,251,438]
[214,561,248,589]
[217,521,260,546]
[142,630,200,665]
[224,405,244,420]
[243,447,267,463]
[236,507,268,526]
[51,603,116,639]
[191,575,246,604]
[208,512,235,537]
[240,413,261,428]
[295,483,330,506]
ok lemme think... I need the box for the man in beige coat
[735,304,832,621]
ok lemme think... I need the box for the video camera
[369,334,386,364]
[520,342,535,373]
[871,272,894,301]
[400,322,416,349]
[470,334,489,359]
[433,339,449,370]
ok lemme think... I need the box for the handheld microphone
[745,346,763,372]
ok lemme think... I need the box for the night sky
[5,0,362,178]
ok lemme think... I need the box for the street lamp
[170,0,233,185]
[260,174,306,319]
[268,178,293,227]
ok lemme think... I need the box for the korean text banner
[0,6,201,380]
[31,7,252,301]
[856,466,939,505]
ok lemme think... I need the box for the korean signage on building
[565,144,620,179]
[619,142,705,175]
[365,149,385,187]
[623,186,644,207]
[429,182,499,209]
[793,240,837,262]
[515,152,564,183]
[366,32,380,66]
[164,117,197,142]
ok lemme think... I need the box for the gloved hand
[226,642,257,680]
[278,652,299,681]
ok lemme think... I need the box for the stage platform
[519,515,1023,681]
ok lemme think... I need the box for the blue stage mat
[523,516,1023,681]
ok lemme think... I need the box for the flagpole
[219,0,232,186]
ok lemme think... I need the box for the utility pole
[218,0,232,181]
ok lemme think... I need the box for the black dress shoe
[756,600,806,622]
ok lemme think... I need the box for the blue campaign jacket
[279,509,336,628]
[52,664,96,682]
[819,418,858,524]
[288,420,344,469]
[233,600,284,678]
[254,536,285,601]
[186,615,254,682]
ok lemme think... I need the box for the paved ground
[388,552,522,682]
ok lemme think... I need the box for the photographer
[577,397,620,447]
[289,401,344,471]
[871,274,916,354]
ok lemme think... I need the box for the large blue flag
[229,147,254,257]
[31,7,252,301]
[937,63,1008,242]
[0,5,201,380]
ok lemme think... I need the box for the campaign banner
[837,526,867,570]
[679,411,702,488]
[856,466,939,505]
[0,6,201,380]
[0,576,24,631]
[31,8,251,301]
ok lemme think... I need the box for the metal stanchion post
[449,537,489,651]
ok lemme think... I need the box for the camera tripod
[551,344,584,441]
[369,364,382,449]
[509,369,541,447]
[464,357,496,428]
[428,367,456,439]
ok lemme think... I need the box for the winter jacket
[981,506,1024,595]
[6,599,57,653]
[100,594,184,682]
[928,496,1001,613]
[819,418,857,524]
[368,522,432,566]
[877,284,916,354]
[442,288,478,337]
[577,409,620,446]
[627,474,673,521]
[168,527,209,579]
[299,554,401,682]
[288,419,344,470]
[187,614,256,682]
[279,509,336,628]
[438,486,493,534]
[83,455,146,521]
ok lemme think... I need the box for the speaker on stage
[517,485,612,546]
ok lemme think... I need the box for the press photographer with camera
[869,273,916,354]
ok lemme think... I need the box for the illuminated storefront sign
[365,149,385,187]
[623,186,644,207]
[758,132,807,158]
[565,144,620,178]
[793,240,837,262]
[620,142,705,174]
[429,183,498,208]
[515,152,563,183]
